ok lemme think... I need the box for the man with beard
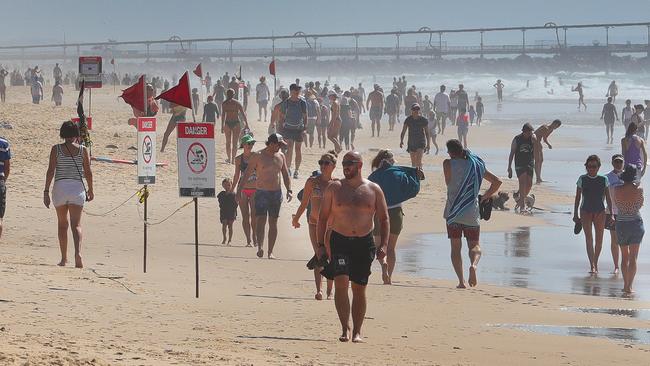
[318,151,389,343]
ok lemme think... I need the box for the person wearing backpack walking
[279,84,308,179]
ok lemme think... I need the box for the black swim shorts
[322,231,376,286]
[254,190,282,218]
[0,179,6,219]
[515,165,534,178]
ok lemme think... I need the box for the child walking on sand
[218,178,238,245]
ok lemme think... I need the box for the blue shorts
[254,190,282,218]
[615,219,645,245]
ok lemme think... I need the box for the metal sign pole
[143,185,148,273]
[194,197,199,298]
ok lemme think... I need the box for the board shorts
[515,165,534,178]
[373,206,404,236]
[52,179,86,208]
[446,223,480,240]
[322,230,376,286]
[370,106,383,121]
[0,179,6,218]
[306,118,317,134]
[254,189,282,218]
[257,99,268,107]
[615,219,644,245]
[407,141,426,153]
[282,127,304,142]
[458,125,468,136]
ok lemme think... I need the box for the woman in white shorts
[44,121,94,268]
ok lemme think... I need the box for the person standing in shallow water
[605,154,625,274]
[601,97,618,145]
[613,165,644,295]
[573,155,613,274]
[533,119,562,184]
[507,123,538,213]
[572,82,587,111]
[443,139,501,288]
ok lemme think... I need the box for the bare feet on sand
[315,291,323,301]
[268,253,276,259]
[257,249,264,258]
[456,282,467,289]
[57,259,67,267]
[381,262,391,285]
[352,332,364,343]
[339,327,351,342]
[468,265,478,287]
[612,268,619,275]
[75,255,83,269]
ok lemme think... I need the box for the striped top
[55,144,84,181]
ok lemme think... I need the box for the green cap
[240,134,256,148]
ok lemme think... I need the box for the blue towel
[446,151,486,224]
[368,165,420,207]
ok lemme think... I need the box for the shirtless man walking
[366,84,384,137]
[318,152,389,343]
[572,82,587,111]
[242,133,292,259]
[533,119,562,184]
[221,89,249,164]
[327,92,343,153]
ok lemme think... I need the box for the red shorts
[446,223,480,241]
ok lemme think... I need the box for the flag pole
[142,73,148,274]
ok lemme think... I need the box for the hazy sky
[2,0,648,45]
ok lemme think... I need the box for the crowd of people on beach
[0,62,647,343]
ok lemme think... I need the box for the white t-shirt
[433,92,450,114]
[606,170,623,215]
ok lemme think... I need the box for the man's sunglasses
[341,160,360,167]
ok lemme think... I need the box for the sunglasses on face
[318,160,333,166]
[341,160,360,167]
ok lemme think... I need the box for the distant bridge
[0,21,648,62]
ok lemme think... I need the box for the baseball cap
[612,154,624,162]
[240,134,256,148]
[411,103,421,110]
[266,133,287,146]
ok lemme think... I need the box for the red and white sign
[177,123,215,197]
[78,56,103,88]
[71,117,92,130]
[137,117,157,184]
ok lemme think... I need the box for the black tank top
[514,134,534,168]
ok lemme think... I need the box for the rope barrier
[136,198,194,226]
[82,188,144,217]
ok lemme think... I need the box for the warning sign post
[176,122,215,298]
[137,117,157,185]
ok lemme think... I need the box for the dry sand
[0,86,648,365]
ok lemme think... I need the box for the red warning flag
[155,72,192,109]
[119,75,145,112]
[193,63,203,78]
[269,60,276,76]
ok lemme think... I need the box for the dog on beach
[512,191,536,213]
[491,191,510,210]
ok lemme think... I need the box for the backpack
[282,98,306,130]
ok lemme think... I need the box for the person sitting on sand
[444,139,501,288]
[292,151,338,300]
[533,119,562,184]
[318,151,389,343]
[573,155,613,274]
[613,165,644,295]
[241,133,292,259]
[508,123,538,213]
[368,150,424,285]
[43,121,94,268]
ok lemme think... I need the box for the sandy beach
[1,85,649,365]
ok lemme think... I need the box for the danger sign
[177,123,215,197]
[137,117,156,184]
